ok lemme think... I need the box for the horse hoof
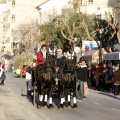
[59,104,64,109]
[72,104,78,109]
[37,105,42,109]
[48,104,54,109]
[43,102,48,108]
[66,102,71,108]
[37,101,43,109]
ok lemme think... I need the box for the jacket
[94,66,100,81]
[26,66,32,74]
[56,56,65,68]
[36,51,45,67]
[77,65,88,82]
[113,69,120,85]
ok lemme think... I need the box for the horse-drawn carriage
[31,53,78,109]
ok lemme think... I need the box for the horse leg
[66,90,71,108]
[48,84,54,109]
[43,89,48,108]
[72,79,78,109]
[59,85,65,109]
[37,85,44,109]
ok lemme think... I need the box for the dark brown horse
[58,57,78,109]
[35,54,56,109]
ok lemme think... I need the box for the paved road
[0,72,120,120]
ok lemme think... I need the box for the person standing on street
[94,64,101,91]
[76,60,88,102]
[112,66,120,95]
[0,69,2,83]
[101,63,108,90]
[26,63,32,96]
[0,71,6,85]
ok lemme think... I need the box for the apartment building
[0,4,8,55]
[0,0,42,55]
[1,12,9,53]
[36,0,118,24]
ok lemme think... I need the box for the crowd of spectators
[90,63,120,95]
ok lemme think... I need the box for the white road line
[111,108,120,112]
[93,102,101,105]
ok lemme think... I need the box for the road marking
[111,108,120,112]
[93,102,101,105]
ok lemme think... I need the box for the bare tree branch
[82,19,95,41]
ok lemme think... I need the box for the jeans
[95,80,100,90]
[1,79,4,85]
[76,79,84,100]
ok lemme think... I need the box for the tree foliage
[39,6,120,53]
[13,52,33,69]
[15,21,39,52]
[108,0,120,44]
[40,13,96,49]
[39,16,65,49]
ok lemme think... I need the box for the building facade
[0,4,8,55]
[36,0,118,24]
[81,0,118,19]
[0,0,41,55]
[36,0,72,24]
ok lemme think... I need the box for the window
[88,0,93,4]
[11,29,15,36]
[12,15,15,23]
[97,7,101,10]
[8,23,10,29]
[7,37,10,43]
[3,25,6,32]
[61,6,72,15]
[8,9,11,13]
[12,0,15,9]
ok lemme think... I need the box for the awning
[81,49,97,63]
[103,51,120,60]
[83,49,97,57]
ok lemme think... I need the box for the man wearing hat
[56,48,64,69]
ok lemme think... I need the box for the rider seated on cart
[56,49,69,68]
[56,48,76,71]
[56,48,64,70]
[36,44,48,67]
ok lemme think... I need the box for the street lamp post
[99,27,104,64]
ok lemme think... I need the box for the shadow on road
[21,94,27,97]
[98,92,120,101]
